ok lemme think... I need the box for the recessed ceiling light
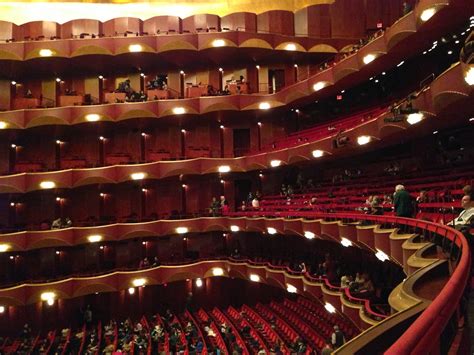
[363,54,376,64]
[128,44,143,52]
[131,172,146,180]
[218,165,230,173]
[85,114,100,122]
[312,150,324,158]
[40,181,56,189]
[212,39,226,47]
[176,227,188,234]
[39,49,53,57]
[259,102,271,110]
[172,107,186,115]
[284,43,297,51]
[357,135,371,145]
[420,8,436,22]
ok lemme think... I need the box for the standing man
[393,185,414,218]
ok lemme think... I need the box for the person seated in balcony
[139,91,147,102]
[238,75,245,84]
[393,185,415,218]
[152,256,160,267]
[416,190,429,204]
[117,79,132,93]
[207,84,216,96]
[24,89,33,98]
[280,184,287,197]
[340,274,353,288]
[231,248,241,259]
[450,193,474,229]
[220,195,229,214]
[51,217,62,229]
[369,196,383,215]
[322,339,334,355]
[402,1,412,15]
[251,197,260,209]
[139,257,150,269]
[240,200,247,211]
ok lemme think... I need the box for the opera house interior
[0,0,473,353]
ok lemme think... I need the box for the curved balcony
[0,0,468,127]
[0,61,471,194]
[0,212,468,354]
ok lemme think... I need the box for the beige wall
[0,80,10,110]
[41,79,56,106]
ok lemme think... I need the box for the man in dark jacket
[394,185,414,217]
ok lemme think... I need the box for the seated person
[25,89,33,98]
[51,218,62,229]
[416,190,429,203]
[450,193,474,229]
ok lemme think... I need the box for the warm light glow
[218,165,231,173]
[270,160,282,167]
[0,244,10,252]
[128,44,143,52]
[56,77,61,82]
[230,225,240,232]
[420,8,436,22]
[176,227,189,234]
[11,81,16,85]
[313,82,327,91]
[131,172,146,180]
[40,181,56,189]
[259,102,271,110]
[286,284,297,293]
[180,70,185,75]
[285,43,297,51]
[267,227,277,235]
[465,67,474,86]
[255,65,260,70]
[41,292,56,301]
[128,287,135,295]
[172,107,186,115]
[312,150,324,158]
[304,231,315,240]
[195,278,203,287]
[47,298,55,306]
[249,274,260,282]
[0,306,4,313]
[212,268,224,276]
[98,75,104,80]
[363,54,376,64]
[0,121,7,129]
[341,238,353,247]
[212,39,226,47]
[357,135,372,145]
[375,249,389,262]
[85,114,100,122]
[88,235,102,243]
[39,49,53,57]
[132,278,146,287]
[220,125,224,129]
[324,302,336,313]
[407,113,424,125]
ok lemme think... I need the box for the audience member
[321,339,333,355]
[393,185,414,218]
[450,193,474,228]
[331,325,345,349]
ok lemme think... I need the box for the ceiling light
[249,274,260,282]
[47,298,55,306]
[455,40,460,44]
[41,292,56,301]
[212,268,224,276]
[131,172,146,180]
[128,44,143,52]
[381,72,386,76]
[285,43,297,51]
[0,244,10,252]
[313,82,327,91]
[447,51,453,55]
[341,238,352,247]
[88,235,102,243]
[420,8,436,22]
[324,302,336,313]
[180,70,185,75]
[304,231,315,239]
[39,49,53,57]
[255,65,260,69]
[11,81,16,85]
[286,284,297,293]
[433,130,438,134]
[195,278,203,287]
[270,160,282,167]
[423,51,427,55]
[212,39,226,47]
[469,118,474,122]
[132,278,146,287]
[128,287,135,295]
[172,107,186,115]
[98,75,104,79]
[259,102,271,110]
[407,113,424,125]
[465,67,474,85]
[0,121,7,129]
[56,78,61,82]
[220,179,225,184]
[220,125,224,129]
[397,61,405,67]
[218,68,223,72]
[40,181,56,189]
[312,150,324,158]
[363,54,376,64]
[375,249,389,262]
[11,144,16,148]
[257,122,262,126]
[267,227,277,235]
[99,136,105,141]
[218,165,230,173]
[230,225,240,232]
[0,306,4,313]
[357,136,371,145]
[85,114,100,122]
[176,227,189,234]
[374,79,379,83]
